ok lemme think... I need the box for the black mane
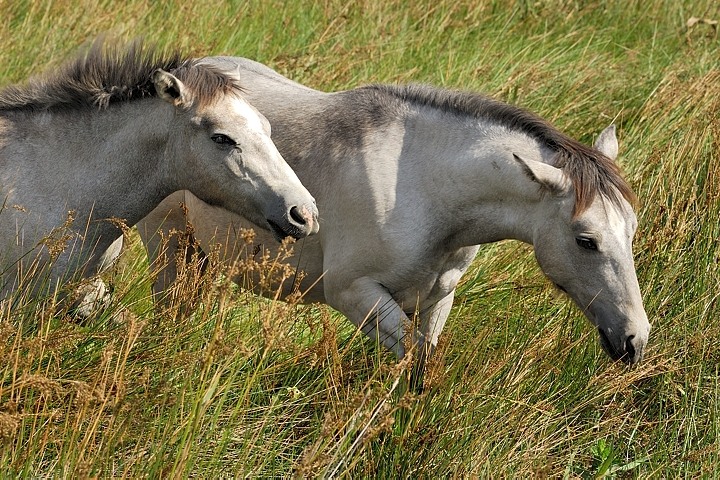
[0,39,241,112]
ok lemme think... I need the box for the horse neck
[400,115,558,248]
[13,100,174,226]
[0,100,178,281]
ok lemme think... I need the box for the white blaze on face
[230,96,267,134]
[602,198,636,256]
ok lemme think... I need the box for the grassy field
[1,0,719,477]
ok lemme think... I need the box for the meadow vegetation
[0,0,718,476]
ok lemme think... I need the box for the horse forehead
[584,195,636,236]
[201,94,268,133]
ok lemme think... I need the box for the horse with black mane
[0,42,318,303]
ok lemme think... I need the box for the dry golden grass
[0,0,719,476]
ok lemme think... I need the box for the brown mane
[0,39,242,112]
[360,84,636,215]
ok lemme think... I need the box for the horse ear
[152,69,188,107]
[513,154,571,196]
[594,124,618,161]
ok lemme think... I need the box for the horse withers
[138,57,650,386]
[0,42,318,303]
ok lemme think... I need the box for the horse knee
[71,277,112,320]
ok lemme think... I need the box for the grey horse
[138,57,650,386]
[0,43,317,303]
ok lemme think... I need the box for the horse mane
[0,38,242,112]
[359,83,636,216]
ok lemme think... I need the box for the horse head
[153,68,318,240]
[515,126,650,364]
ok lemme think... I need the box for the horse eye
[211,134,236,146]
[576,237,598,251]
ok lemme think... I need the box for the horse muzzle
[267,203,319,241]
[597,325,649,365]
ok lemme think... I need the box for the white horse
[138,57,650,383]
[0,43,317,302]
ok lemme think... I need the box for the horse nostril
[289,206,307,225]
[625,335,636,360]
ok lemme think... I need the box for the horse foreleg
[419,290,454,353]
[136,191,190,298]
[68,236,124,320]
[411,290,455,391]
[327,276,415,360]
[327,277,445,394]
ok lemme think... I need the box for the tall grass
[1,0,719,476]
